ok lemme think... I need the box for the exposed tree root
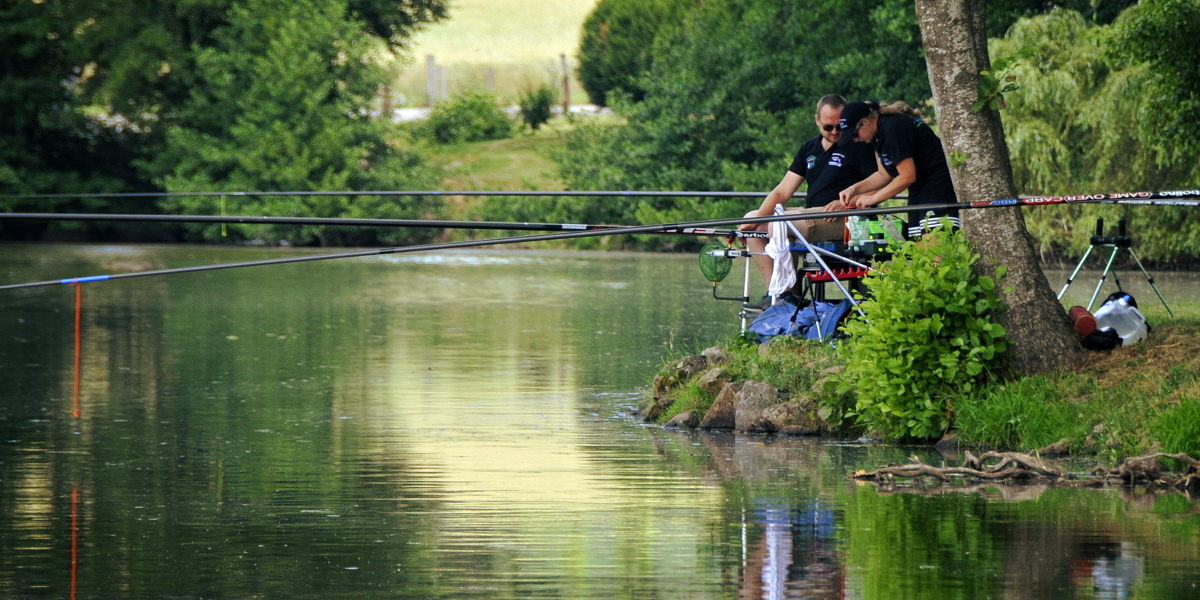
[853,450,1200,498]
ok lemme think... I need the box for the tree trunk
[915,0,1084,374]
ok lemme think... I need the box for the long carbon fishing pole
[0,212,771,239]
[0,202,947,292]
[2,189,1198,293]
[3,188,1197,233]
[1,190,770,201]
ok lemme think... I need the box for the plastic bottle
[846,217,869,250]
[1093,294,1148,345]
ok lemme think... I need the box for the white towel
[766,219,794,298]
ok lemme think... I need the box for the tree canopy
[997,6,1200,263]
[576,0,694,106]
[1,0,447,244]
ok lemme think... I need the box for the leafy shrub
[518,84,556,131]
[827,226,1010,440]
[577,0,693,106]
[419,90,513,144]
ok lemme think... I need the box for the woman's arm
[850,157,915,208]
[835,158,893,209]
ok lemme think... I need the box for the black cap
[835,101,875,146]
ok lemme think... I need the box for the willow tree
[914,0,1084,374]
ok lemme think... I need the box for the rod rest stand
[1089,235,1132,248]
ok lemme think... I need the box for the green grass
[390,0,598,105]
[653,336,845,424]
[954,316,1200,460]
[401,110,624,191]
[415,121,568,192]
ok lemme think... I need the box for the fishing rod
[4,188,1196,233]
[2,189,1198,293]
[0,212,771,239]
[0,190,771,201]
[0,220,787,292]
[970,189,1200,208]
[0,203,954,292]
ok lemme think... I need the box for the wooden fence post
[560,54,570,115]
[425,55,437,106]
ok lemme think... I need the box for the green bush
[827,226,1010,440]
[576,0,692,106]
[518,84,556,131]
[419,90,513,144]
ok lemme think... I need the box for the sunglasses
[821,124,838,132]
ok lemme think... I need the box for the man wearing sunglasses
[738,94,878,291]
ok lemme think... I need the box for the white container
[1093,294,1148,345]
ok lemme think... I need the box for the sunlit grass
[414,120,568,192]
[395,111,622,194]
[391,0,598,104]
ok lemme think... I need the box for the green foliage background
[556,0,1198,259]
[996,5,1200,264]
[415,90,515,144]
[1,0,448,245]
[576,0,693,106]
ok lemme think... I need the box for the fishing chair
[726,208,874,339]
[699,209,879,335]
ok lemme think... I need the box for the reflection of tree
[0,247,441,597]
[840,485,1195,600]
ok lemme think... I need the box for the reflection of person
[833,101,959,238]
[738,94,878,288]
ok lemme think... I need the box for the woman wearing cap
[826,101,959,238]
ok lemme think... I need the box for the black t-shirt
[874,115,958,219]
[787,136,877,208]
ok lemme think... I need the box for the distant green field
[390,0,599,106]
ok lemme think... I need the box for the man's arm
[739,171,804,230]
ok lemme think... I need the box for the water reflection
[0,245,1198,599]
[741,499,840,599]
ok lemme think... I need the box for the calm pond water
[1,243,1198,599]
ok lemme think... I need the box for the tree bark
[915,0,1084,374]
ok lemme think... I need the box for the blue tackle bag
[748,298,853,343]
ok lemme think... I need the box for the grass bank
[415,120,569,192]
[954,304,1200,461]
[645,303,1200,464]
